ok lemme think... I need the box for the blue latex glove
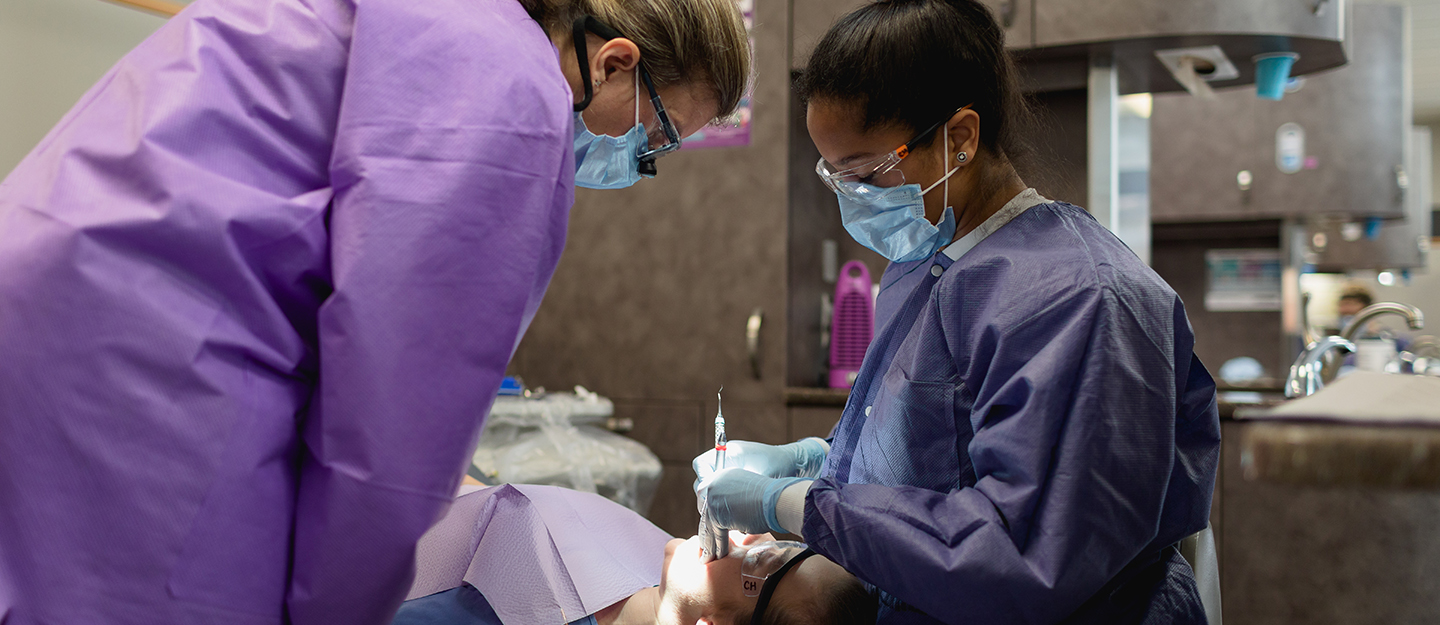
[698,467,807,536]
[692,438,829,487]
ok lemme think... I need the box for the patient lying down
[392,484,875,625]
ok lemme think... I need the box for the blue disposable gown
[805,201,1220,624]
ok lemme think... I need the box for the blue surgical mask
[836,133,962,263]
[573,74,649,190]
[838,191,957,263]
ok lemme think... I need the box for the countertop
[1232,419,1440,489]
[789,386,1291,415]
[788,386,1440,489]
[784,387,851,407]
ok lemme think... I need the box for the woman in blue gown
[695,1,1221,623]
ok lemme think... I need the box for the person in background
[0,0,748,622]
[695,0,1220,623]
[1336,287,1376,335]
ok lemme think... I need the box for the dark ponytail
[797,0,1033,164]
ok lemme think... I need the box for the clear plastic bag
[471,387,662,515]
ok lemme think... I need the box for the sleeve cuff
[776,479,813,535]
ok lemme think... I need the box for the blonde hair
[523,0,751,120]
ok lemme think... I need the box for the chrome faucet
[1285,335,1357,398]
[1292,302,1427,395]
[1339,302,1425,342]
[1406,335,1440,359]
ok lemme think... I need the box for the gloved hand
[692,437,829,487]
[698,467,807,536]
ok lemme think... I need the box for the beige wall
[1431,122,1440,208]
[0,0,167,178]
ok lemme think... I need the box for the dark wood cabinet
[1032,0,1343,49]
[1150,89,1261,221]
[790,0,1033,71]
[1152,4,1408,223]
[1253,5,1408,222]
[978,0,1034,48]
[1217,420,1440,625]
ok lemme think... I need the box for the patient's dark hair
[795,0,1034,162]
[733,574,877,625]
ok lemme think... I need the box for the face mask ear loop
[633,70,641,129]
[942,130,951,212]
[921,130,962,197]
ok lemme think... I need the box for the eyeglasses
[740,541,810,598]
[815,106,969,201]
[745,542,818,625]
[572,16,683,178]
[634,68,682,176]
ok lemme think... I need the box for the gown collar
[941,188,1049,262]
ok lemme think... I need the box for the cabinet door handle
[746,308,764,380]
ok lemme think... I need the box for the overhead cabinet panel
[1305,127,1431,272]
[1149,90,1260,222]
[1033,0,1344,45]
[977,0,1034,49]
[790,0,1033,70]
[1255,4,1407,221]
[1027,0,1347,94]
[1151,3,1407,223]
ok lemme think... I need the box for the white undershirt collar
[942,188,1049,261]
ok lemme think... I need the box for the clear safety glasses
[815,106,969,201]
[740,541,810,598]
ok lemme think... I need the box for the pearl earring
[956,152,968,163]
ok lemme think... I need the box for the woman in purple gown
[0,0,748,622]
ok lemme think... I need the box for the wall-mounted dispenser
[1254,53,1301,100]
[828,261,874,389]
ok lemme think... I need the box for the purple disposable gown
[806,202,1221,624]
[0,0,575,622]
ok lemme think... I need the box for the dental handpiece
[702,385,731,561]
[710,388,730,559]
[714,389,727,472]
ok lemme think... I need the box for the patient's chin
[661,537,705,593]
[656,537,715,625]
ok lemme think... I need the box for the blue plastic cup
[1254,53,1300,101]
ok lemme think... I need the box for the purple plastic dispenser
[829,261,874,389]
